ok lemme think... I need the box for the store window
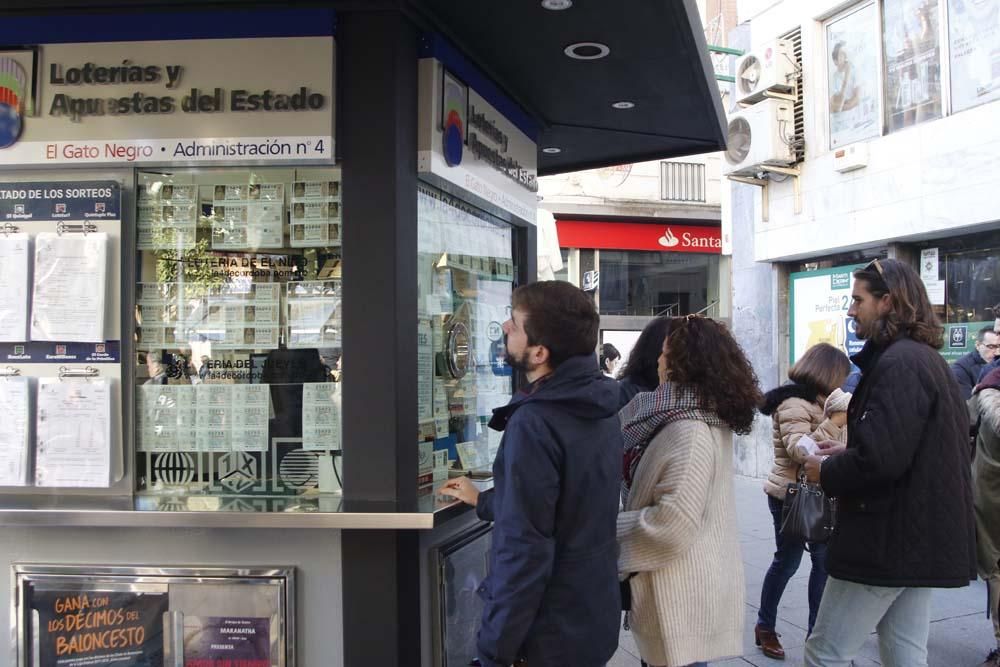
[416,184,516,489]
[134,167,343,503]
[598,250,719,317]
[916,231,1000,325]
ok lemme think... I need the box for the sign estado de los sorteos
[0,37,335,165]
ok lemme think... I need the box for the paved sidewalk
[611,475,995,666]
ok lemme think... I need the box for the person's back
[438,281,622,667]
[971,368,1000,665]
[485,355,622,663]
[803,259,976,667]
[827,337,974,585]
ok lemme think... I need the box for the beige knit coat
[617,419,744,667]
[764,397,847,500]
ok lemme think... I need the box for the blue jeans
[757,494,828,633]
[804,577,933,666]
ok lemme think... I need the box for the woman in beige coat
[618,316,762,667]
[754,342,850,659]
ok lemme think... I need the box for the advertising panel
[947,0,1000,112]
[16,565,294,667]
[789,265,863,363]
[882,0,943,132]
[826,3,881,148]
[417,58,538,223]
[28,587,168,667]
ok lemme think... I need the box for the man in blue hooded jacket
[439,281,623,667]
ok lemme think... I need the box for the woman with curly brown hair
[618,315,762,667]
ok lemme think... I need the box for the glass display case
[133,168,344,505]
[416,183,517,494]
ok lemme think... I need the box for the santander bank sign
[555,219,721,254]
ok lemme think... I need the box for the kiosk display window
[134,168,343,504]
[416,184,516,494]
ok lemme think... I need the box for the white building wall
[538,157,723,221]
[734,0,1000,262]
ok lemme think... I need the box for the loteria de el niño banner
[0,37,335,165]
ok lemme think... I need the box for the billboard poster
[947,0,1000,112]
[789,265,862,364]
[882,0,943,132]
[28,588,168,667]
[827,3,881,148]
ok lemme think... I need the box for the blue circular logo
[0,103,21,149]
[443,109,464,166]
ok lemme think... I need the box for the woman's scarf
[619,382,723,504]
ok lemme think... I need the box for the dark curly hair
[665,316,762,435]
[853,258,944,349]
[618,316,674,388]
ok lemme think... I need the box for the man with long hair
[803,258,977,666]
[438,281,622,667]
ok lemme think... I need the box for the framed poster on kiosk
[13,564,295,667]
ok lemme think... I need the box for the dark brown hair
[619,316,674,388]
[511,281,599,368]
[853,259,943,348]
[789,343,851,395]
[665,316,762,435]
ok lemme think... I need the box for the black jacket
[821,337,977,587]
[474,354,622,667]
[951,349,987,400]
[617,376,654,410]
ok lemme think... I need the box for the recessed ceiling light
[564,42,610,60]
[542,147,562,154]
[612,101,635,109]
[541,0,573,9]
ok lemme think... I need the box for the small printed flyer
[183,616,271,667]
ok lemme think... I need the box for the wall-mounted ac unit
[723,98,796,177]
[735,39,795,105]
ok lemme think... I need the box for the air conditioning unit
[722,98,796,177]
[735,39,795,106]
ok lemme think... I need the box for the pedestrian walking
[617,316,673,409]
[970,367,1000,667]
[802,258,977,667]
[438,281,622,667]
[618,315,761,667]
[755,342,851,659]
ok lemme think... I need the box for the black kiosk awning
[1,0,727,176]
[406,0,727,175]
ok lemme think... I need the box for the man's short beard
[504,337,540,374]
[504,348,535,372]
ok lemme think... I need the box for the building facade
[728,0,1000,476]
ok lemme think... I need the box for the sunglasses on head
[864,258,885,277]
